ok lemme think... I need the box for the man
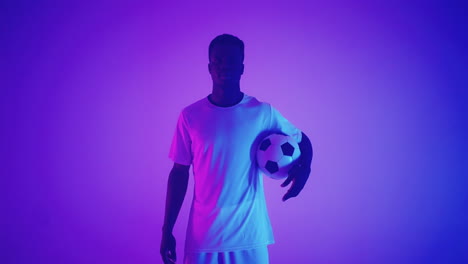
[161,34,313,264]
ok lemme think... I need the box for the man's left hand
[281,162,311,201]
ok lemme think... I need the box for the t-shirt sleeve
[269,104,303,143]
[168,110,193,165]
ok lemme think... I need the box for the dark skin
[282,132,313,201]
[207,43,245,107]
[160,42,313,264]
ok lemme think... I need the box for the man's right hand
[160,232,177,264]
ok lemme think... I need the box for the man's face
[208,44,244,85]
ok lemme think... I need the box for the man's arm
[298,131,313,168]
[281,131,313,201]
[162,163,190,233]
[160,163,190,263]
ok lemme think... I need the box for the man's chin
[219,76,240,82]
[221,80,234,84]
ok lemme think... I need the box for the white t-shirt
[168,93,302,253]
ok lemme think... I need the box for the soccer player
[161,34,313,264]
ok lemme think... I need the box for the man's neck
[209,83,243,107]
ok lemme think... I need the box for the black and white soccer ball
[256,133,301,180]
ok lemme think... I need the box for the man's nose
[219,63,234,71]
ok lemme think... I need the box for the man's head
[208,34,244,85]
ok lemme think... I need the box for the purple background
[4,1,467,263]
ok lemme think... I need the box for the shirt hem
[185,240,275,253]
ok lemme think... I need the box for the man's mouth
[220,72,234,77]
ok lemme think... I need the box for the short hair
[208,34,244,62]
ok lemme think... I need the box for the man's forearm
[162,168,189,234]
[298,132,313,168]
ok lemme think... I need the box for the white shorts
[184,246,269,264]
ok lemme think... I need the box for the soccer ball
[256,133,301,180]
